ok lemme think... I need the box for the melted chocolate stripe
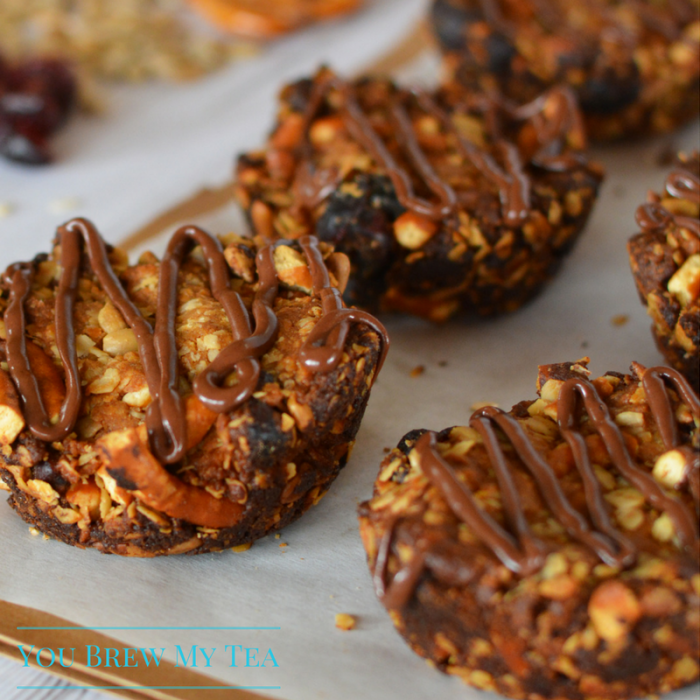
[4,263,81,441]
[410,88,530,227]
[474,405,629,567]
[336,80,453,221]
[636,163,700,236]
[377,366,699,609]
[417,431,541,574]
[297,236,389,376]
[557,376,698,550]
[4,218,388,467]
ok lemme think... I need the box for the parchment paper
[1,1,699,698]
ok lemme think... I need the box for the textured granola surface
[431,0,700,142]
[359,359,700,699]
[628,152,700,388]
[235,68,603,323]
[0,229,384,556]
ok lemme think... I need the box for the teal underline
[17,686,281,691]
[17,627,281,631]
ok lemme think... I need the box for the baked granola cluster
[628,152,700,389]
[236,68,603,322]
[0,223,385,556]
[0,0,246,83]
[359,359,699,700]
[431,0,700,141]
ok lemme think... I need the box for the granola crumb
[0,202,15,218]
[279,542,288,548]
[335,613,357,631]
[410,365,425,378]
[28,526,40,536]
[438,360,448,367]
[231,543,252,553]
[611,314,630,327]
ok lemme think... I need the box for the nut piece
[98,300,128,334]
[588,580,641,643]
[653,449,688,489]
[393,212,438,250]
[0,369,25,445]
[103,328,139,357]
[335,613,357,631]
[273,245,314,293]
[668,254,700,308]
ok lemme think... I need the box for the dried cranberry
[0,54,77,165]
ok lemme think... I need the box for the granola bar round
[628,151,699,389]
[0,218,387,556]
[235,68,603,322]
[359,359,700,699]
[430,0,700,142]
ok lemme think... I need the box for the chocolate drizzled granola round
[430,0,700,142]
[235,67,603,323]
[629,151,700,389]
[359,359,699,699]
[0,219,387,556]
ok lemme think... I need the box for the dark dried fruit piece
[0,55,77,165]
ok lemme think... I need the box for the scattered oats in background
[0,0,257,90]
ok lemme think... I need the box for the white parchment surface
[0,1,699,698]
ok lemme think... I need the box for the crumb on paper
[581,341,589,348]
[231,543,252,553]
[410,365,425,378]
[279,542,288,548]
[611,314,629,327]
[470,401,498,412]
[28,526,40,536]
[48,196,81,214]
[383,447,391,453]
[438,360,448,367]
[0,202,15,218]
[274,533,281,539]
[335,613,356,631]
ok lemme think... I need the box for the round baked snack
[628,152,699,389]
[185,0,361,39]
[236,68,603,322]
[0,218,387,556]
[359,359,699,699]
[431,0,700,142]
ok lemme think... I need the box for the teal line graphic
[17,626,281,630]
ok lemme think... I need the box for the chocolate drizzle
[3,219,388,464]
[291,73,585,230]
[636,163,700,238]
[374,366,699,610]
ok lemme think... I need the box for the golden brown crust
[0,232,383,556]
[431,0,700,142]
[236,68,603,322]
[628,152,700,388]
[359,360,700,699]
